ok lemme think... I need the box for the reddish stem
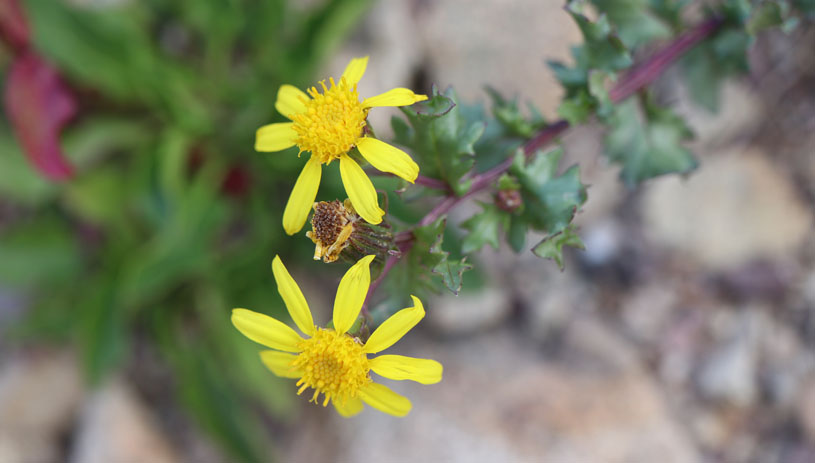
[363,17,724,305]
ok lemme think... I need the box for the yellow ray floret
[231,255,442,417]
[256,56,426,235]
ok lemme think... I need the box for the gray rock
[69,379,180,463]
[696,311,759,407]
[0,350,83,463]
[643,147,813,271]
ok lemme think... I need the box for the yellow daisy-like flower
[231,255,442,417]
[256,56,427,235]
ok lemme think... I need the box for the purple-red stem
[363,17,724,308]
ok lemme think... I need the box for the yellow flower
[232,255,442,417]
[256,56,427,235]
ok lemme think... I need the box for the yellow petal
[362,296,424,354]
[333,397,364,417]
[332,254,376,334]
[356,137,419,183]
[272,256,315,336]
[339,155,384,225]
[259,351,302,378]
[275,84,308,119]
[341,56,368,86]
[369,355,443,385]
[362,88,428,108]
[283,156,322,235]
[358,382,411,417]
[255,122,297,152]
[231,308,303,352]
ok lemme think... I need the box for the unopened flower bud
[495,189,522,213]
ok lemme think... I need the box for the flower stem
[364,16,725,306]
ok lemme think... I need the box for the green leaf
[588,71,615,118]
[531,225,585,270]
[507,216,528,253]
[412,217,473,295]
[680,28,751,111]
[485,87,546,138]
[648,0,690,30]
[590,0,672,48]
[603,96,697,186]
[78,275,127,384]
[460,204,509,254]
[566,2,633,72]
[0,220,81,287]
[393,86,485,195]
[746,1,788,34]
[62,167,130,228]
[119,167,227,309]
[0,129,56,205]
[510,147,587,235]
[557,90,594,125]
[152,311,269,463]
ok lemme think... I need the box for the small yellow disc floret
[292,328,371,407]
[291,77,368,164]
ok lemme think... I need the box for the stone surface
[428,286,511,335]
[0,350,83,463]
[672,80,763,150]
[69,379,180,463]
[642,147,813,271]
[800,376,815,443]
[417,0,582,119]
[696,310,761,407]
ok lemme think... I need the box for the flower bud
[495,188,522,213]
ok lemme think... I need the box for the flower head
[232,255,442,417]
[256,57,427,235]
[306,199,395,264]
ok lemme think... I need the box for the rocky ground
[1,1,814,462]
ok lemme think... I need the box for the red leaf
[0,0,29,51]
[4,52,77,181]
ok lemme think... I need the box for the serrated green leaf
[557,90,594,125]
[510,147,587,235]
[497,173,520,191]
[604,96,697,186]
[532,225,585,270]
[485,87,545,138]
[460,204,509,254]
[393,86,485,195]
[547,60,589,95]
[566,4,633,72]
[590,0,672,48]
[588,71,615,118]
[411,217,472,295]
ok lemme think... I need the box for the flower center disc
[293,328,370,406]
[291,77,367,163]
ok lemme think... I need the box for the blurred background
[1,0,814,462]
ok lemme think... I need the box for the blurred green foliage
[1,0,374,460]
